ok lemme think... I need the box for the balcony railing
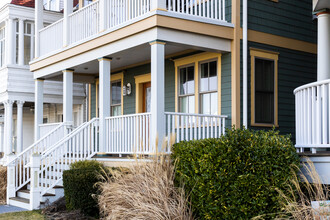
[38,0,228,57]
[294,79,330,153]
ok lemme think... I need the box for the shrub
[98,153,193,219]
[63,160,106,217]
[171,128,300,219]
[0,166,6,204]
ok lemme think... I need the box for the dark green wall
[221,53,232,128]
[225,0,231,23]
[247,0,317,43]
[240,42,317,141]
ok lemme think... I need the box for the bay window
[0,28,5,67]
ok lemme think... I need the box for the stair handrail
[39,118,99,195]
[4,122,72,166]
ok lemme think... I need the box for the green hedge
[171,128,300,219]
[63,160,106,217]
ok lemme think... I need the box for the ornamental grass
[97,135,193,220]
[0,165,6,205]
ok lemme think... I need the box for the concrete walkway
[0,205,27,214]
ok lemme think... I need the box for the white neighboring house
[0,1,86,160]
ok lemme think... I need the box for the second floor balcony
[35,0,231,59]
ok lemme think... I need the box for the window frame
[174,52,221,115]
[23,21,34,65]
[0,27,5,67]
[110,80,122,116]
[95,72,124,117]
[250,48,279,127]
[178,64,195,114]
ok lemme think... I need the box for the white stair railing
[105,113,152,155]
[167,0,226,21]
[165,112,227,151]
[39,122,62,139]
[39,118,99,196]
[5,122,72,192]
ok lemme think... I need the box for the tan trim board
[88,84,91,121]
[231,0,241,128]
[246,29,317,54]
[134,73,151,113]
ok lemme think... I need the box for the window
[44,0,60,11]
[200,60,218,115]
[251,48,278,127]
[15,21,19,64]
[179,65,195,114]
[111,81,122,116]
[175,52,221,115]
[24,22,34,65]
[0,27,5,67]
[95,73,123,117]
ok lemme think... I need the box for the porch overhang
[31,14,233,79]
[313,0,330,12]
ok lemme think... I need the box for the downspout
[243,0,248,128]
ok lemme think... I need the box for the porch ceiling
[313,0,330,12]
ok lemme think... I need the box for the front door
[142,82,151,113]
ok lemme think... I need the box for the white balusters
[294,79,330,153]
[165,112,227,152]
[39,19,63,56]
[39,119,99,196]
[166,0,226,21]
[105,113,152,155]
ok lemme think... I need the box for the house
[0,0,86,164]
[2,0,326,211]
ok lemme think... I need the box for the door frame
[134,73,151,113]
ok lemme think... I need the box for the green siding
[221,53,232,128]
[225,0,231,23]
[122,59,176,114]
[247,0,317,43]
[90,84,96,118]
[241,42,317,141]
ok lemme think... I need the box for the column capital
[35,78,45,82]
[3,100,14,106]
[316,11,330,17]
[98,57,112,62]
[62,69,75,73]
[149,40,166,46]
[16,100,25,107]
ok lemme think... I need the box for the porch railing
[39,19,64,56]
[5,122,71,191]
[39,122,62,138]
[105,113,152,155]
[294,79,330,153]
[37,0,227,57]
[167,0,226,21]
[165,112,227,151]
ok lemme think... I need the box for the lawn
[0,210,45,220]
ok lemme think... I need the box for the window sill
[250,123,279,128]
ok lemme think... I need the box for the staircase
[5,119,99,210]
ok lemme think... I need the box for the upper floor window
[44,0,60,11]
[179,65,195,114]
[0,28,5,67]
[24,22,34,65]
[250,48,278,127]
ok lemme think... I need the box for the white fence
[69,0,100,45]
[166,0,226,21]
[294,79,330,153]
[5,122,70,191]
[105,113,152,155]
[165,112,227,150]
[39,119,99,196]
[39,19,63,56]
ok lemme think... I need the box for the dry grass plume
[97,134,193,220]
[0,165,7,205]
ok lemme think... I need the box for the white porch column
[6,18,15,65]
[98,57,111,153]
[317,12,330,81]
[16,101,24,153]
[150,41,165,151]
[3,103,7,153]
[63,0,73,47]
[34,79,44,142]
[63,70,74,123]
[18,19,24,66]
[35,0,43,58]
[4,100,14,155]
[150,0,167,11]
[0,124,4,154]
